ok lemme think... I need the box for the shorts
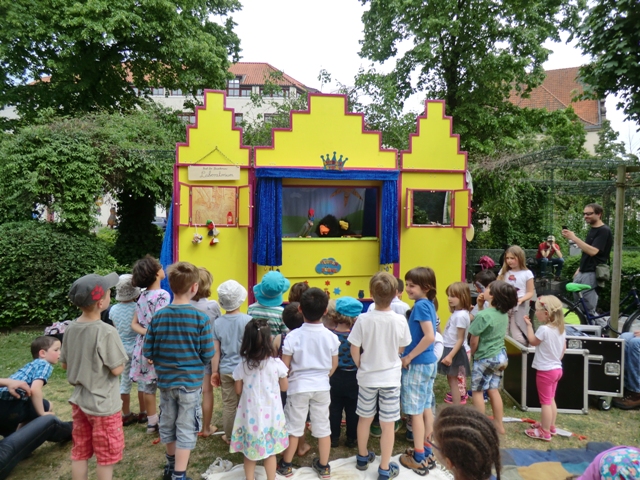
[471,349,508,391]
[70,404,124,465]
[357,386,401,422]
[120,359,132,395]
[159,387,202,450]
[401,363,436,415]
[536,369,563,405]
[138,380,157,395]
[285,391,331,438]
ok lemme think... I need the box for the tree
[577,0,640,126]
[0,0,241,126]
[358,0,586,155]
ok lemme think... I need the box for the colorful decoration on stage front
[315,258,342,275]
[321,152,348,170]
[206,220,220,245]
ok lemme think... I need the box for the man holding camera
[536,235,564,280]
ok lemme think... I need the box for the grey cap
[547,235,556,242]
[217,280,248,312]
[69,272,119,308]
[115,274,141,302]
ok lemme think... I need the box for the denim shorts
[158,387,202,450]
[401,363,436,415]
[471,348,508,391]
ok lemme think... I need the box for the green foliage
[0,221,117,328]
[577,0,640,126]
[358,0,587,155]
[0,0,241,126]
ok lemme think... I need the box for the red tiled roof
[509,67,602,126]
[229,62,311,91]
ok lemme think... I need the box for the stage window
[408,190,452,226]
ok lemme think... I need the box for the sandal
[146,423,159,435]
[530,422,557,435]
[138,412,148,424]
[122,412,138,426]
[378,462,400,480]
[525,427,551,442]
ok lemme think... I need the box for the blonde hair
[370,272,398,308]
[446,282,471,312]
[536,295,565,334]
[498,245,527,278]
[191,267,213,301]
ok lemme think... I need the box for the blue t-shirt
[403,298,437,365]
[212,313,252,375]
[0,358,53,401]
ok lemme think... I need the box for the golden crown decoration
[321,152,348,171]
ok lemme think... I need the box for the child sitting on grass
[0,336,61,436]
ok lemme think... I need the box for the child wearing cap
[327,296,362,449]
[248,271,290,337]
[210,280,251,444]
[60,272,129,480]
[109,274,144,426]
[143,262,215,480]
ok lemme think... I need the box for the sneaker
[405,429,413,442]
[399,452,429,476]
[612,392,640,410]
[394,419,403,432]
[356,451,376,471]
[425,453,437,470]
[331,438,339,448]
[171,473,192,480]
[122,412,138,426]
[312,458,331,479]
[378,462,400,480]
[146,423,159,435]
[276,458,293,478]
[137,411,148,424]
[370,423,382,438]
[524,427,552,442]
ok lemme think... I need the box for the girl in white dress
[230,318,289,480]
[498,245,535,345]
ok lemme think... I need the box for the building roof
[229,62,315,91]
[509,67,603,128]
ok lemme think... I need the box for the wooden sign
[188,165,240,181]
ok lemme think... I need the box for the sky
[232,0,638,153]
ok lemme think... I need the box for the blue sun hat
[253,271,290,307]
[336,296,363,318]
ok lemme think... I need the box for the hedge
[0,221,118,328]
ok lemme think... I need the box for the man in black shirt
[562,203,613,315]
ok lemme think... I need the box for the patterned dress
[230,357,289,460]
[130,289,170,383]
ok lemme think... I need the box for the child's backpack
[44,320,71,341]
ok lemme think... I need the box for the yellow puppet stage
[170,92,469,321]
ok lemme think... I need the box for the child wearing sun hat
[247,271,290,337]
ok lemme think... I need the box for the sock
[413,447,425,463]
[148,414,158,426]
[171,470,185,480]
[424,442,433,457]
[165,453,175,468]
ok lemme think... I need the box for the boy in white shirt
[348,272,412,480]
[277,288,340,479]
[366,277,410,317]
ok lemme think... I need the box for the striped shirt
[247,302,288,337]
[143,304,214,390]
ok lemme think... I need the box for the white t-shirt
[433,332,444,361]
[282,322,340,395]
[347,309,412,388]
[442,310,471,348]
[532,325,566,371]
[366,297,411,317]
[504,269,534,299]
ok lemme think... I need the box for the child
[61,273,128,480]
[468,280,518,435]
[143,262,215,480]
[277,288,340,479]
[432,405,501,480]
[248,271,290,337]
[523,295,566,441]
[327,296,362,448]
[0,336,60,436]
[348,272,411,480]
[366,277,410,316]
[288,281,309,302]
[130,255,170,433]
[498,245,534,346]
[400,267,439,475]
[470,269,497,320]
[189,267,221,437]
[211,280,251,444]
[438,282,472,405]
[109,274,144,426]
[230,318,289,480]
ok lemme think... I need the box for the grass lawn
[2,330,639,480]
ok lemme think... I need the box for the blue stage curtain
[159,203,174,298]
[254,168,399,266]
[252,177,283,266]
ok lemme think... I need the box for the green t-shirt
[468,307,508,360]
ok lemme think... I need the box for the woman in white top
[498,245,534,345]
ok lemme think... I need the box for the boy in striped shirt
[143,262,214,480]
